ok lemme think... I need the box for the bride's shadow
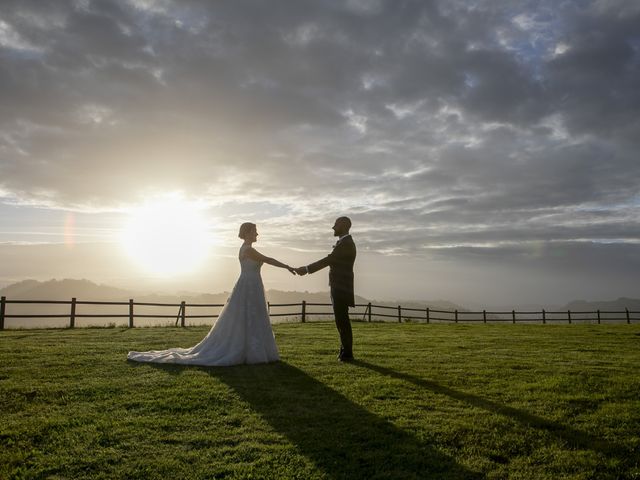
[139,360,483,480]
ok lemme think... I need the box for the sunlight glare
[120,195,212,277]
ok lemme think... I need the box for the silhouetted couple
[128,217,356,366]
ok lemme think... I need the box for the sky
[1,0,639,306]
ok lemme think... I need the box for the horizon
[1,276,638,312]
[1,1,639,306]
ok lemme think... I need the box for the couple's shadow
[140,359,482,479]
[139,359,628,479]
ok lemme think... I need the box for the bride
[127,222,295,366]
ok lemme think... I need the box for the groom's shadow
[349,360,630,466]
[141,360,483,480]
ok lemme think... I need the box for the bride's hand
[286,266,297,275]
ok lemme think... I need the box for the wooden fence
[0,296,638,329]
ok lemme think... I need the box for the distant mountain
[474,303,562,312]
[0,279,469,311]
[8,279,637,327]
[564,297,640,311]
[385,298,466,311]
[0,279,41,298]
[5,279,637,315]
[0,278,132,300]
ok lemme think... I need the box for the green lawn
[1,323,639,479]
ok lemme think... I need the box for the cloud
[0,0,639,296]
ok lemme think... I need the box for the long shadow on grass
[140,361,483,480]
[216,361,485,480]
[350,360,629,462]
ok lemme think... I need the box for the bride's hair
[238,222,256,240]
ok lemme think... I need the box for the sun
[120,195,212,277]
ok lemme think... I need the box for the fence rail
[0,296,638,330]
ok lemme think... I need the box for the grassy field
[1,323,639,479]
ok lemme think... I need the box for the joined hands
[284,266,308,276]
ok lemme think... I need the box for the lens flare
[64,213,75,248]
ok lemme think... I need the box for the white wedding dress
[127,244,279,366]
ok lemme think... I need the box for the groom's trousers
[331,291,353,356]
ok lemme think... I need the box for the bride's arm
[246,247,295,272]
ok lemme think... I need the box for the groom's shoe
[338,352,354,362]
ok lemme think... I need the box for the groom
[296,217,357,361]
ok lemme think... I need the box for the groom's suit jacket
[307,235,356,307]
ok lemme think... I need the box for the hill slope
[0,278,467,311]
[565,297,640,311]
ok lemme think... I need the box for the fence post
[129,299,134,328]
[368,302,372,323]
[483,309,486,324]
[267,302,270,314]
[512,310,516,324]
[180,301,186,327]
[398,305,402,323]
[597,309,601,324]
[542,309,546,325]
[567,310,571,324]
[426,307,430,324]
[455,309,458,323]
[626,308,630,324]
[301,300,306,323]
[70,297,76,328]
[0,296,5,330]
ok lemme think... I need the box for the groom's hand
[294,267,308,276]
